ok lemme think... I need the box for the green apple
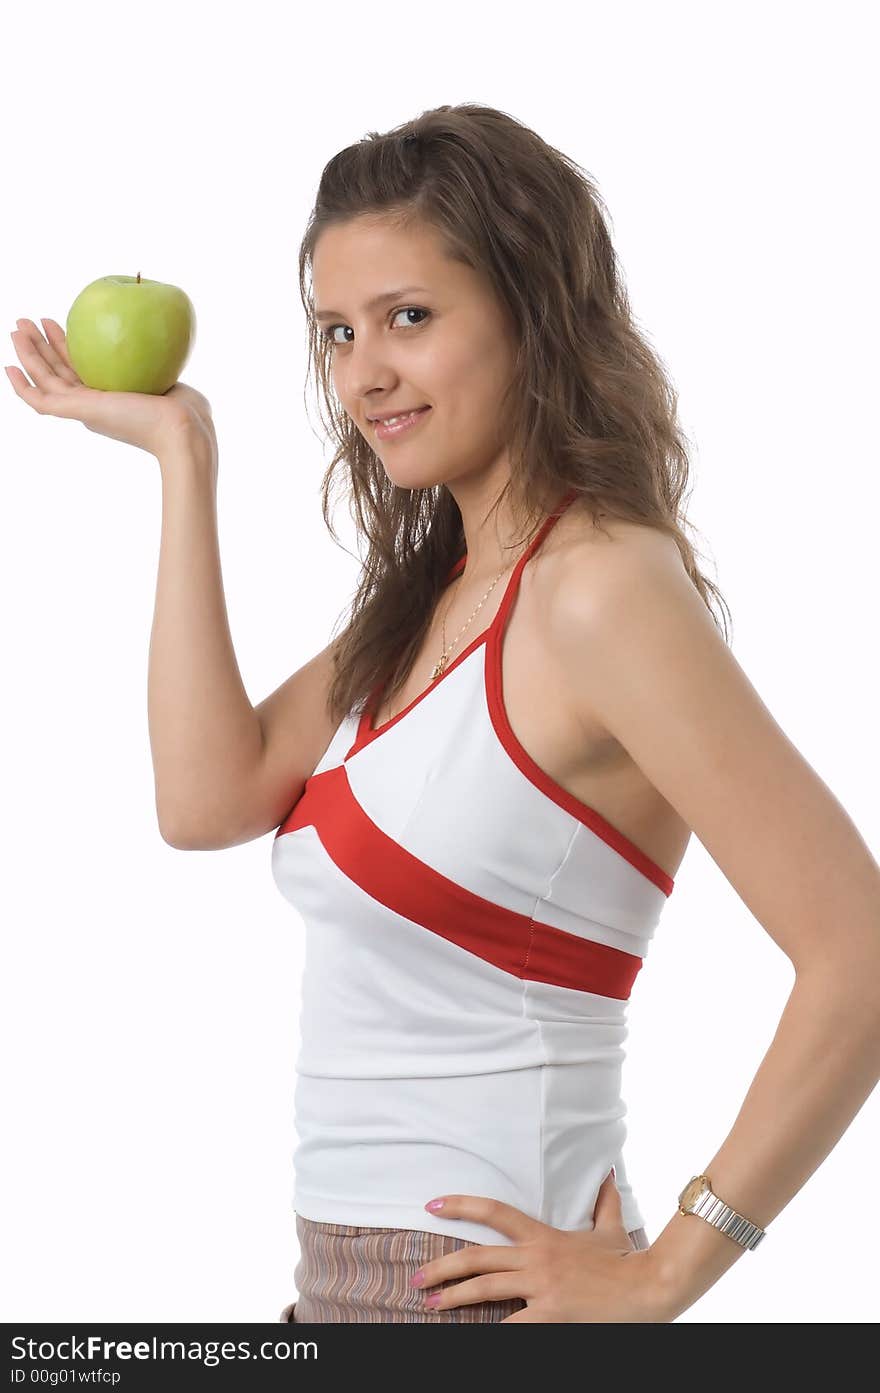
[65,272,196,394]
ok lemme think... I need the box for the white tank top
[271,489,675,1245]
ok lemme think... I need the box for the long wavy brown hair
[297,102,732,728]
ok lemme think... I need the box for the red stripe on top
[484,661,675,897]
[349,491,578,753]
[345,489,675,896]
[275,763,644,1001]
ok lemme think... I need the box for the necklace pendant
[431,655,448,680]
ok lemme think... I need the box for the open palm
[6,317,215,459]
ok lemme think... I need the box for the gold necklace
[378,541,532,726]
[378,494,572,725]
[430,559,513,681]
[380,561,514,725]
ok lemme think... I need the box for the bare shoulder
[553,502,686,572]
[539,504,690,643]
[537,507,693,746]
[543,503,712,716]
[542,506,880,977]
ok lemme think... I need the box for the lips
[369,405,429,423]
[371,405,432,439]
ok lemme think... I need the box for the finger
[39,318,80,383]
[416,1243,524,1290]
[5,348,89,420]
[19,318,79,386]
[5,363,43,406]
[424,1195,542,1243]
[414,1242,523,1292]
[4,360,69,416]
[423,1270,528,1312]
[11,323,69,394]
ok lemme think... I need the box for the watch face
[679,1176,709,1211]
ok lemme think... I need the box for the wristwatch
[678,1174,767,1250]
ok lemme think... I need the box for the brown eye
[390,307,430,330]
[321,306,431,347]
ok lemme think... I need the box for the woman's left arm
[551,529,880,1322]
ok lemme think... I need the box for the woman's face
[311,215,519,491]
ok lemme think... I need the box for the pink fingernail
[426,1199,445,1211]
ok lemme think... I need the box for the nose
[337,332,402,407]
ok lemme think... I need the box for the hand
[6,317,216,461]
[415,1170,667,1322]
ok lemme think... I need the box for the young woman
[8,104,880,1325]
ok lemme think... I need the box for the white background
[2,0,877,1325]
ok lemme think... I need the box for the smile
[372,406,432,439]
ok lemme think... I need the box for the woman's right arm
[6,316,338,851]
[151,440,341,849]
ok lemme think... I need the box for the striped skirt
[279,1214,651,1323]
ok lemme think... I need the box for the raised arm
[149,436,341,849]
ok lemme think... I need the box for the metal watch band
[680,1181,767,1250]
